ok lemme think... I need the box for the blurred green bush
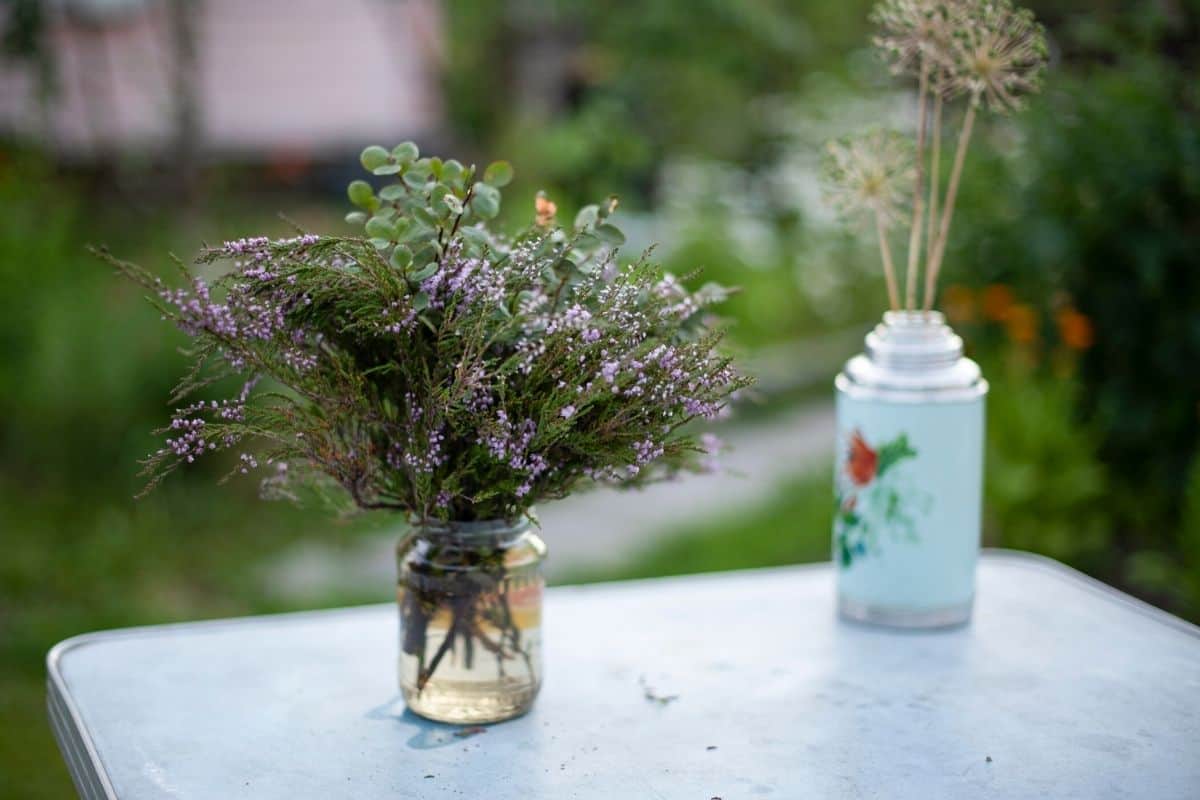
[941,48,1200,612]
[443,0,875,208]
[0,157,388,798]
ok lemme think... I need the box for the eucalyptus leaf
[412,292,430,312]
[412,207,438,227]
[360,146,390,171]
[483,160,513,187]
[593,223,626,245]
[365,217,396,240]
[442,159,464,182]
[369,237,392,250]
[573,232,601,250]
[574,204,599,229]
[406,159,431,177]
[344,211,367,225]
[390,245,413,269]
[430,183,450,203]
[372,164,403,176]
[471,182,500,219]
[459,226,490,248]
[347,180,375,209]
[392,141,419,163]
[412,244,437,266]
[379,184,406,201]
[409,262,439,282]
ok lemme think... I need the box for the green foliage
[443,0,876,208]
[981,366,1113,571]
[948,55,1200,572]
[0,156,393,798]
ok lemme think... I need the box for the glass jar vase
[397,518,546,724]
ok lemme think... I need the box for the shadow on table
[365,695,485,749]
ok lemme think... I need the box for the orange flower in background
[981,284,1015,321]
[1004,303,1039,344]
[535,192,557,227]
[942,284,977,324]
[1056,307,1095,350]
[845,430,879,486]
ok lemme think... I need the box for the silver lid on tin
[837,311,988,402]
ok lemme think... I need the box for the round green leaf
[392,142,419,163]
[347,180,375,209]
[389,245,413,269]
[593,223,625,245]
[471,182,501,219]
[365,217,396,240]
[409,261,439,282]
[442,159,464,182]
[379,184,406,201]
[573,231,601,250]
[360,145,390,171]
[344,211,367,225]
[574,204,599,230]
[459,226,490,249]
[373,164,403,176]
[483,160,513,187]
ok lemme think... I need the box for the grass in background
[566,471,834,584]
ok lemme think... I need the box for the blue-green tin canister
[833,311,988,628]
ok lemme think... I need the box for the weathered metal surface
[48,552,1200,799]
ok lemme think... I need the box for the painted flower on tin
[835,429,925,567]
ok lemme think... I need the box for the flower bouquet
[99,145,749,721]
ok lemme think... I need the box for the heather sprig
[99,145,750,523]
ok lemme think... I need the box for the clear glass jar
[397,518,546,724]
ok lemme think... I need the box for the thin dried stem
[876,212,901,310]
[925,96,977,309]
[925,91,943,282]
[904,60,930,310]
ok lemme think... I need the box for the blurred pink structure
[0,0,444,160]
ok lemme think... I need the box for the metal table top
[47,551,1200,799]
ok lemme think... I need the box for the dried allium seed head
[943,0,1047,112]
[871,0,956,81]
[822,130,915,229]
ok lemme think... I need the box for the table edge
[982,548,1200,639]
